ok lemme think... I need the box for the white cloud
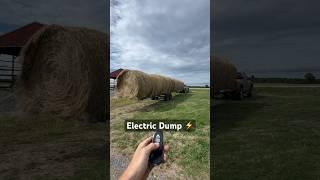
[111,0,210,84]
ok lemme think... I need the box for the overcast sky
[0,0,107,34]
[212,0,320,78]
[111,0,210,85]
[2,1,319,80]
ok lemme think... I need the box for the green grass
[213,87,320,179]
[111,89,210,179]
[0,114,107,180]
[110,97,138,109]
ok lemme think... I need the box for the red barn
[110,68,124,79]
[0,22,44,56]
[110,68,124,90]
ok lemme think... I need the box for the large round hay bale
[116,69,152,99]
[16,25,108,121]
[173,78,185,92]
[211,56,237,94]
[116,70,184,99]
[149,74,164,97]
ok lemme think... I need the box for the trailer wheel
[247,85,253,97]
[162,94,167,101]
[234,87,244,100]
[163,94,172,101]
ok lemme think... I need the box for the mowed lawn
[111,88,210,179]
[213,86,320,179]
[0,114,108,180]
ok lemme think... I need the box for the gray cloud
[0,0,108,32]
[212,0,320,78]
[111,0,210,84]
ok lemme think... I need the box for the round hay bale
[149,74,164,97]
[116,69,152,99]
[211,56,237,95]
[116,70,184,99]
[16,25,108,121]
[172,78,185,92]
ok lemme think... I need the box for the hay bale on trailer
[16,25,108,121]
[116,69,184,99]
[173,78,185,92]
[149,74,166,97]
[211,56,237,95]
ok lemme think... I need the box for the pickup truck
[235,72,253,99]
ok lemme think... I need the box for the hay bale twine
[116,70,184,99]
[16,25,108,122]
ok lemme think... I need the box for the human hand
[120,136,169,180]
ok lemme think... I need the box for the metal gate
[0,55,20,88]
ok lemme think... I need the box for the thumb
[144,143,160,154]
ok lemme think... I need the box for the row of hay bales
[211,56,237,95]
[16,24,108,122]
[116,69,185,99]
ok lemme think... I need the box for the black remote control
[149,130,164,165]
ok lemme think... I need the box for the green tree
[304,72,316,83]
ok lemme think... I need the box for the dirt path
[0,89,108,179]
[0,141,79,179]
[110,100,152,179]
[0,132,107,179]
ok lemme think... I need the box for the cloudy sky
[212,0,320,78]
[0,0,108,79]
[0,0,107,34]
[111,0,210,85]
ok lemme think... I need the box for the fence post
[11,55,15,87]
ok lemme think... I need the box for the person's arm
[120,136,169,180]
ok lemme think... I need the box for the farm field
[254,83,320,87]
[0,90,108,180]
[110,88,210,179]
[213,85,320,179]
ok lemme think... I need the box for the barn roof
[110,68,124,79]
[0,22,45,56]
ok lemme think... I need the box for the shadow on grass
[140,93,193,113]
[213,95,266,135]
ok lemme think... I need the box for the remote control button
[155,134,160,143]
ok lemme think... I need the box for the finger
[163,144,169,153]
[138,136,153,148]
[144,142,160,154]
[163,153,168,162]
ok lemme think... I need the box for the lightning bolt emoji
[186,121,192,130]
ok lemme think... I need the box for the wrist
[119,167,136,180]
